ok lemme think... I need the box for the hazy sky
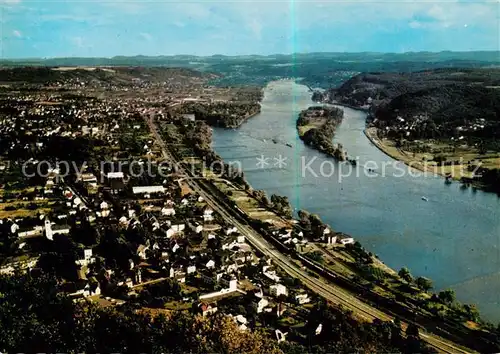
[1,0,499,58]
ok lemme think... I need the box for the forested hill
[0,66,217,86]
[325,68,500,107]
[319,68,500,142]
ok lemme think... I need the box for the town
[0,66,496,353]
[0,67,357,348]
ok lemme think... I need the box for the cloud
[139,32,153,41]
[39,14,92,23]
[70,36,85,48]
[3,0,499,58]
[12,30,22,37]
[174,3,212,19]
[409,21,424,29]
[247,19,263,39]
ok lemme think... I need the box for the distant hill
[2,51,500,66]
[323,68,500,142]
[0,66,217,85]
[1,52,499,89]
[329,68,500,106]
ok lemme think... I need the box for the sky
[0,0,499,58]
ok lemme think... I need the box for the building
[75,249,95,267]
[253,298,269,313]
[132,186,165,195]
[171,224,185,233]
[189,222,203,234]
[198,302,218,317]
[161,207,175,216]
[203,207,214,222]
[270,284,288,297]
[340,237,354,245]
[225,226,238,235]
[0,257,38,275]
[295,294,310,304]
[218,274,238,291]
[18,226,43,238]
[324,235,337,244]
[44,218,53,240]
[106,171,124,179]
[182,113,196,122]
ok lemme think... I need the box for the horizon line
[2,50,500,62]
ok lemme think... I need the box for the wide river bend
[212,80,500,322]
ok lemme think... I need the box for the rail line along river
[212,80,500,322]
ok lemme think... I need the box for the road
[145,116,473,354]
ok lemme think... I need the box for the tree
[406,323,420,338]
[0,273,283,353]
[307,251,324,264]
[438,289,455,304]
[415,277,433,291]
[298,210,311,229]
[462,304,480,322]
[398,267,413,284]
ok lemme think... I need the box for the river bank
[364,127,499,193]
[364,127,453,179]
[212,79,500,323]
[228,107,261,128]
[332,100,370,112]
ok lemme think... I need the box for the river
[212,80,500,322]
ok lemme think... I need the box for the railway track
[146,115,473,354]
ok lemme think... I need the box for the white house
[10,223,19,234]
[18,226,43,238]
[44,218,53,240]
[218,275,238,291]
[270,284,288,297]
[132,186,165,195]
[222,240,239,251]
[225,226,238,235]
[254,298,269,313]
[231,314,248,331]
[340,237,354,245]
[84,249,93,260]
[199,303,218,317]
[119,216,128,225]
[325,235,337,244]
[295,294,310,304]
[161,207,176,216]
[106,171,124,179]
[263,270,281,283]
[203,208,214,222]
[191,223,203,234]
[206,260,215,269]
[171,224,185,232]
[203,207,213,216]
[187,265,197,274]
